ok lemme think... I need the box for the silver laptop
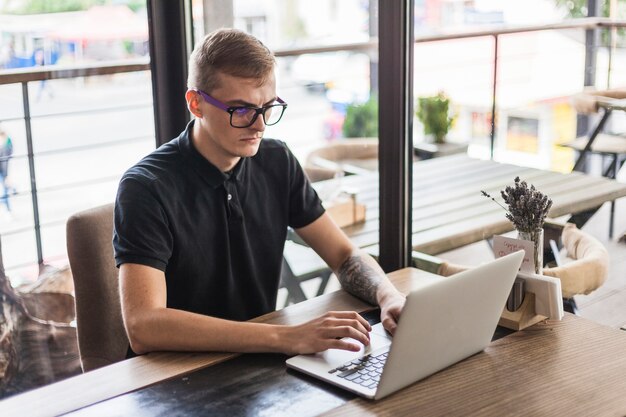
[286,250,524,400]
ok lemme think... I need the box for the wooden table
[315,154,626,254]
[2,268,626,417]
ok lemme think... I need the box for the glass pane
[36,178,119,226]
[40,222,67,266]
[27,74,153,152]
[252,0,370,49]
[494,30,583,171]
[265,51,372,158]
[1,229,38,278]
[0,84,24,120]
[409,0,626,324]
[1,3,148,71]
[27,72,153,120]
[414,36,494,156]
[0,0,150,398]
[35,139,152,192]
[0,190,35,235]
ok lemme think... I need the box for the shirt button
[227,193,232,201]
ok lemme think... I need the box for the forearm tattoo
[337,255,382,305]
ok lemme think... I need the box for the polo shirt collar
[178,120,248,188]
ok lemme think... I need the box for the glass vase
[517,228,544,274]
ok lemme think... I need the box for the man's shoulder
[122,139,182,185]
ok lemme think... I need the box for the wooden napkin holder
[497,271,562,331]
[498,292,546,331]
[324,192,366,228]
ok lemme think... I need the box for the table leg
[573,108,613,172]
[610,200,615,239]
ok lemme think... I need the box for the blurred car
[291,51,370,93]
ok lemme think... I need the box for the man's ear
[185,90,203,118]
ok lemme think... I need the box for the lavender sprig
[480,190,509,213]
[481,177,553,233]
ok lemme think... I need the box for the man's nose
[250,113,266,131]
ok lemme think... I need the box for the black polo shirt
[113,121,325,323]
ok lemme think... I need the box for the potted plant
[414,92,465,159]
[342,95,378,138]
[416,92,453,144]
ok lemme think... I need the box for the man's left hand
[380,294,406,335]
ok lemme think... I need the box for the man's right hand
[280,311,372,355]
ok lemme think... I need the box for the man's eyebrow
[225,97,278,107]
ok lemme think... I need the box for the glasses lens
[230,107,257,128]
[264,105,285,126]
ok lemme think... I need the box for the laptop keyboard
[329,351,388,389]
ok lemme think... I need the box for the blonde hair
[187,29,275,93]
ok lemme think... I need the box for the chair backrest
[543,223,609,299]
[66,203,128,372]
[433,223,609,300]
[304,165,343,183]
[307,137,378,160]
[305,138,378,175]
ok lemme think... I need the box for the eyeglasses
[195,89,288,128]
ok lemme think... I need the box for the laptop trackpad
[370,322,392,339]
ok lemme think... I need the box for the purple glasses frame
[194,89,287,128]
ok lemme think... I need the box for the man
[114,29,405,357]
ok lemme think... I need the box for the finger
[329,311,372,331]
[387,306,403,320]
[325,326,370,346]
[355,313,372,332]
[382,317,398,336]
[325,338,361,352]
[326,318,370,338]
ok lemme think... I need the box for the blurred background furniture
[280,241,332,308]
[563,88,626,238]
[412,222,609,316]
[305,138,378,177]
[543,223,609,314]
[567,89,626,174]
[303,165,341,183]
[310,154,626,255]
[66,203,128,372]
[0,243,80,395]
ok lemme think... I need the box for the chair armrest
[572,88,626,113]
[411,251,444,274]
